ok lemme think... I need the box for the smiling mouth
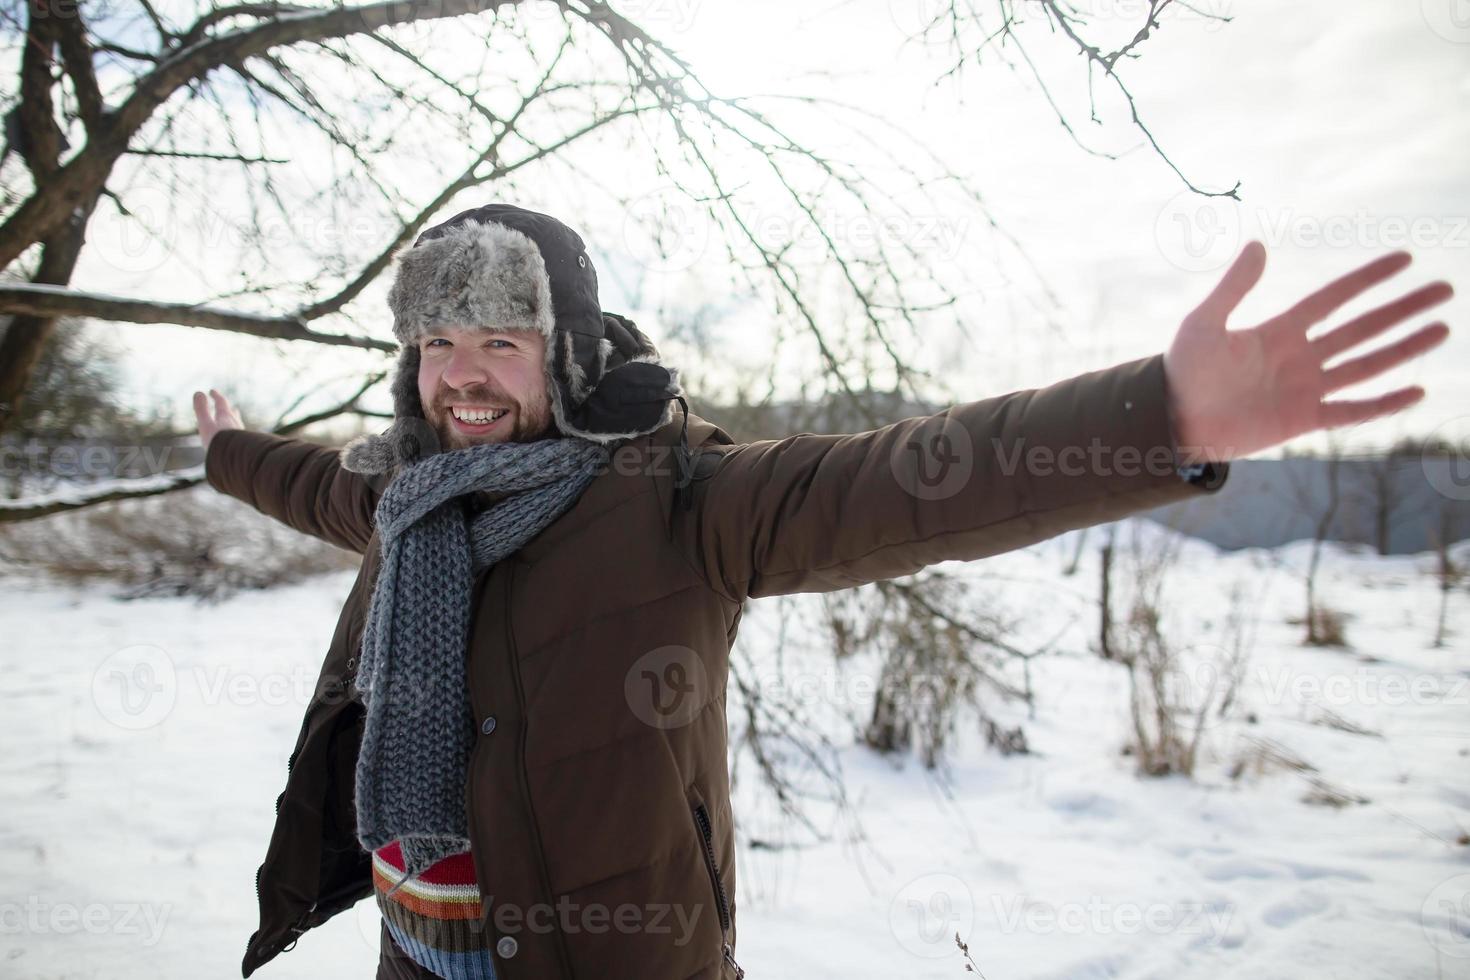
[448,406,510,433]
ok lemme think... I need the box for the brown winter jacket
[204,352,1228,980]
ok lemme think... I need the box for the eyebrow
[422,327,523,339]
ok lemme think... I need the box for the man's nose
[441,347,491,389]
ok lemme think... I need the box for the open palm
[1163,241,1453,463]
[192,388,245,451]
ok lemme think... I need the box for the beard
[428,383,554,450]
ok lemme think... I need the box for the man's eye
[488,339,513,349]
[426,338,448,348]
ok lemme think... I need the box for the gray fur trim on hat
[338,207,685,476]
[340,344,430,476]
[387,219,555,345]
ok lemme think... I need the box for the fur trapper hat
[339,203,686,477]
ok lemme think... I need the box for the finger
[1279,250,1413,330]
[191,390,210,427]
[1320,322,1450,394]
[1318,385,1425,429]
[1310,281,1454,362]
[1194,239,1267,322]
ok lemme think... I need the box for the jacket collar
[513,408,730,562]
[365,409,731,566]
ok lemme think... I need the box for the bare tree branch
[0,375,385,522]
[925,0,1239,198]
[0,283,395,351]
[0,0,519,268]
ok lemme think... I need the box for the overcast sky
[88,0,1469,454]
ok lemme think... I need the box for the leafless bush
[0,485,358,600]
[1227,735,1368,807]
[1310,707,1381,739]
[1287,599,1352,648]
[820,571,1033,770]
[1300,778,1370,808]
[1304,603,1350,648]
[1211,580,1258,725]
[1227,735,1317,781]
[1106,524,1253,778]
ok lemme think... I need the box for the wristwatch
[1176,458,1227,490]
[1177,460,1209,483]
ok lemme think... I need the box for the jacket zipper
[692,801,744,978]
[250,583,368,966]
[249,707,313,964]
[503,562,576,976]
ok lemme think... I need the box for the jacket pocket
[690,799,731,932]
[688,792,744,978]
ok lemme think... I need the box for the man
[193,203,1451,980]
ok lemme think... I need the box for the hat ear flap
[601,311,660,368]
[340,345,440,475]
[572,360,681,440]
[389,343,425,419]
[547,311,682,444]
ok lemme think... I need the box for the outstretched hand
[1163,241,1453,463]
[192,388,245,451]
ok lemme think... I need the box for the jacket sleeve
[680,352,1229,601]
[204,429,379,555]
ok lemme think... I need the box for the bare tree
[0,0,1245,856]
[1279,440,1349,647]
[0,0,1237,521]
[1428,498,1464,649]
[911,0,1238,198]
[0,0,958,445]
[1097,522,1117,660]
[1340,450,1419,556]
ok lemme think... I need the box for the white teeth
[452,407,508,424]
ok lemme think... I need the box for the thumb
[1194,239,1267,324]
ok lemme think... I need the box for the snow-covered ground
[2,510,1467,979]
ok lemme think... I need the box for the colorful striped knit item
[373,841,497,980]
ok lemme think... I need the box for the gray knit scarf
[353,435,610,895]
